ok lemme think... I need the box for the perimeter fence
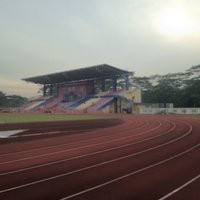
[138,107,200,115]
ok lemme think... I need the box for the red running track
[0,115,199,200]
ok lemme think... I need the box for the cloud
[0,78,40,97]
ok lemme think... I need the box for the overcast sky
[0,0,200,97]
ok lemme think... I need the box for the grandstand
[22,64,141,114]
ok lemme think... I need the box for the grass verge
[0,113,98,123]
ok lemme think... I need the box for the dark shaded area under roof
[23,64,132,85]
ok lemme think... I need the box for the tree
[143,79,182,107]
[0,91,28,108]
[182,80,200,107]
[0,91,6,107]
[6,95,28,107]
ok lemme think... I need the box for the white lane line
[0,121,161,165]
[0,119,148,157]
[158,174,200,200]
[0,120,189,193]
[0,121,175,176]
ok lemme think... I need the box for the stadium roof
[23,64,132,85]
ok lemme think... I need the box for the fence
[139,107,200,115]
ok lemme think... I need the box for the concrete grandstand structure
[22,64,142,113]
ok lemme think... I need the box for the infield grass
[0,113,99,123]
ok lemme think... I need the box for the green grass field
[0,113,99,123]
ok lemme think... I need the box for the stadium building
[22,64,141,113]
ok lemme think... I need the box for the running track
[0,115,199,200]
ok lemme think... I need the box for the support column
[56,84,59,97]
[50,84,53,96]
[125,75,129,90]
[113,77,117,91]
[114,97,118,113]
[119,98,122,113]
[101,79,106,91]
[91,80,95,94]
[43,84,47,96]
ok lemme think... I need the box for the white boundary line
[158,174,200,200]
[0,120,191,194]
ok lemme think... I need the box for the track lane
[67,143,199,200]
[0,121,176,177]
[0,117,141,155]
[0,120,176,189]
[0,119,161,171]
[0,118,148,159]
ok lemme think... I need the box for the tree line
[142,79,200,107]
[0,91,28,108]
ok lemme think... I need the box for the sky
[0,0,200,97]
